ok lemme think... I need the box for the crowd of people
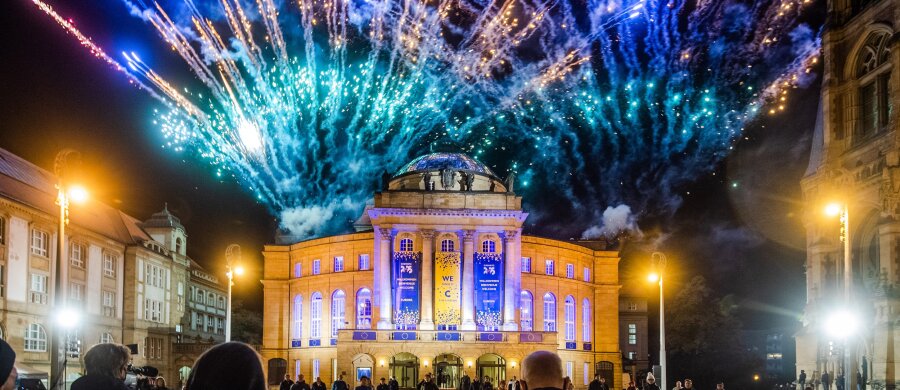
[0,338,739,390]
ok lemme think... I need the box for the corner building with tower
[261,152,623,390]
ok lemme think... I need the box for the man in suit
[507,377,519,390]
[460,373,471,390]
[389,376,399,390]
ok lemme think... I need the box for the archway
[433,354,463,390]
[594,361,614,384]
[268,358,288,386]
[352,354,375,383]
[177,365,192,388]
[390,353,419,390]
[476,354,505,386]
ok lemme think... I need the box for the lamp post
[824,203,854,390]
[648,252,667,390]
[225,244,244,342]
[50,150,87,390]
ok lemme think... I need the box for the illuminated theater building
[261,152,622,389]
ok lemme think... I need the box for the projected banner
[474,252,504,330]
[434,252,461,325]
[392,252,422,327]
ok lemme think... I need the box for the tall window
[69,283,84,306]
[520,291,533,331]
[521,257,532,273]
[294,263,302,278]
[583,363,590,385]
[145,299,163,323]
[311,293,322,338]
[334,256,344,272]
[102,290,116,317]
[145,263,164,288]
[583,267,590,282]
[628,323,637,344]
[566,361,573,379]
[582,298,591,342]
[566,264,574,279]
[144,337,163,359]
[175,237,183,254]
[292,294,303,340]
[31,229,49,257]
[856,31,892,140]
[103,252,117,278]
[312,359,320,378]
[358,254,370,270]
[30,274,47,304]
[70,243,85,268]
[482,240,496,253]
[543,293,556,332]
[441,240,455,252]
[0,216,5,245]
[24,323,47,352]
[564,296,576,341]
[331,290,346,337]
[312,259,321,275]
[545,259,555,275]
[0,264,5,298]
[356,288,372,329]
[399,238,413,252]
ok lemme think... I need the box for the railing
[318,329,559,345]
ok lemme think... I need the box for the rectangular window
[31,229,49,257]
[70,243,85,268]
[332,359,338,381]
[295,360,301,378]
[69,283,84,305]
[566,361,573,379]
[583,267,590,282]
[145,263,164,288]
[312,259,321,275]
[0,264,5,298]
[566,264,574,279]
[521,257,531,273]
[30,274,48,304]
[103,252,117,278]
[627,352,636,360]
[102,290,116,317]
[312,359,320,379]
[861,81,879,137]
[628,323,637,345]
[143,337,163,360]
[0,216,5,245]
[358,254,370,271]
[144,299,163,323]
[334,256,344,272]
[628,302,638,311]
[545,259,555,276]
[583,362,589,385]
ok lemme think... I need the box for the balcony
[297,330,562,346]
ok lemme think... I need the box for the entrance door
[476,354,506,388]
[390,353,420,390]
[433,354,463,390]
[595,362,614,384]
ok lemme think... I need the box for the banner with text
[392,252,422,327]
[474,252,504,330]
[434,252,461,325]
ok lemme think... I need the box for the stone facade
[0,147,226,387]
[261,153,623,390]
[798,0,900,388]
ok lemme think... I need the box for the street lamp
[50,149,87,390]
[648,252,667,390]
[225,244,243,342]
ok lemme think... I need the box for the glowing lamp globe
[235,266,245,276]
[647,272,660,282]
[824,203,842,217]
[824,309,859,339]
[68,185,89,204]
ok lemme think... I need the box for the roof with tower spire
[143,203,185,230]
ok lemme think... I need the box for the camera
[125,365,159,390]
[127,365,159,377]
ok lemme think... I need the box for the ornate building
[262,152,623,390]
[798,0,899,388]
[0,147,226,387]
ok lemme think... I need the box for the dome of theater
[388,152,509,192]
[394,152,498,177]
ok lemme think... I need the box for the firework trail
[30,0,819,239]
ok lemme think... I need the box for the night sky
[0,0,819,335]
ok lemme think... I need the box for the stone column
[460,230,477,330]
[377,227,394,330]
[420,229,436,330]
[503,229,519,331]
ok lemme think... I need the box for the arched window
[310,292,322,339]
[582,298,591,342]
[520,291,533,331]
[175,237,183,254]
[356,288,372,329]
[100,332,114,344]
[856,31,892,139]
[218,297,226,310]
[482,240,496,253]
[24,323,47,352]
[292,294,303,339]
[294,263,302,278]
[543,293,556,332]
[564,296,576,341]
[399,238,414,252]
[441,239,455,252]
[331,290,346,337]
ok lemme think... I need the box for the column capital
[460,229,476,242]
[503,229,519,240]
[378,228,393,239]
[420,229,436,239]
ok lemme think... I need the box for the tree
[665,276,762,388]
[230,299,263,345]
